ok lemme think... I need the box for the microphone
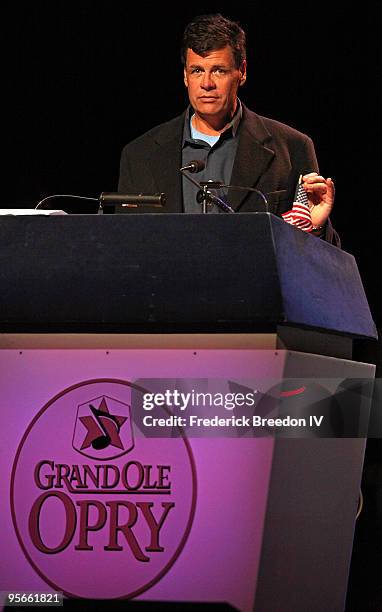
[179,160,206,173]
[36,193,166,213]
[99,193,166,208]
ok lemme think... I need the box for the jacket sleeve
[118,145,134,193]
[301,136,341,248]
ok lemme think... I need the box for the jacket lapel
[229,106,275,211]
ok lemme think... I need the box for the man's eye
[214,68,227,74]
[191,68,202,74]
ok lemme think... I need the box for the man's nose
[201,72,215,90]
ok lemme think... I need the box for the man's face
[183,46,246,129]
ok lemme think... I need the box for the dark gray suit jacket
[118,104,338,243]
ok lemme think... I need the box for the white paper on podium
[0,209,67,215]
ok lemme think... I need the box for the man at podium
[118,13,338,245]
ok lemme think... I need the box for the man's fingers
[327,177,335,195]
[303,174,327,184]
[303,177,335,194]
[304,183,328,193]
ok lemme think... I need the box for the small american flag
[282,175,313,232]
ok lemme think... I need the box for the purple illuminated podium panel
[0,347,374,611]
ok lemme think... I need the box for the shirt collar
[226,98,242,136]
[183,99,243,144]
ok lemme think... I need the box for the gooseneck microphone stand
[180,161,234,214]
[199,181,269,213]
[179,161,269,214]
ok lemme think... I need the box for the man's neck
[192,102,238,136]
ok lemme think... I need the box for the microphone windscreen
[190,159,206,173]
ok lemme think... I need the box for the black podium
[0,213,376,337]
[0,213,377,611]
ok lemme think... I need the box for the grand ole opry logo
[11,379,197,599]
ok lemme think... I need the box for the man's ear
[239,60,247,86]
[183,68,189,88]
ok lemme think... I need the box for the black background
[3,3,377,325]
[2,3,379,610]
